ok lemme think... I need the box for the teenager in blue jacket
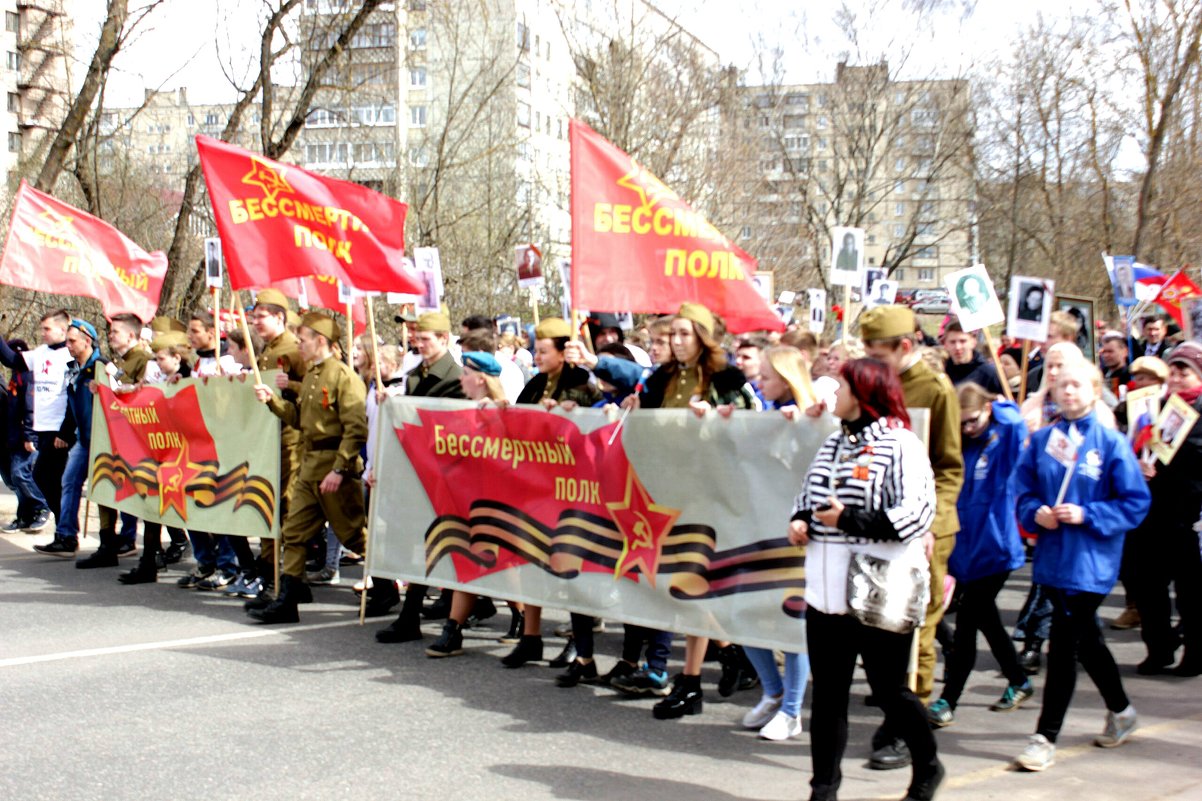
[927,383,1031,728]
[1011,362,1151,772]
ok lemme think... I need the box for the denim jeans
[118,512,139,548]
[189,530,239,574]
[54,441,89,542]
[8,446,48,522]
[745,646,811,718]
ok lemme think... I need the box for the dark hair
[228,328,262,353]
[840,358,911,429]
[459,328,497,354]
[942,320,967,336]
[736,335,769,351]
[598,342,635,361]
[461,314,495,333]
[190,310,216,329]
[110,313,143,333]
[549,335,570,353]
[41,308,70,325]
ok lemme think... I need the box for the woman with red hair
[789,358,943,801]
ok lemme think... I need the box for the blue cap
[70,318,98,344]
[462,351,502,377]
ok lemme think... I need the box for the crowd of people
[2,293,1199,801]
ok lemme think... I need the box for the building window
[186,112,195,126]
[517,63,530,88]
[894,202,904,217]
[409,67,427,87]
[5,12,17,33]
[6,51,19,71]
[517,101,530,127]
[893,224,906,237]
[410,28,427,49]
[894,157,906,172]
[918,268,935,281]
[740,225,752,240]
[409,105,427,127]
[205,112,219,125]
[894,180,905,195]
[6,92,16,113]
[516,21,529,51]
[408,145,429,167]
[408,0,427,9]
[894,268,905,282]
[8,131,20,152]
[867,234,876,244]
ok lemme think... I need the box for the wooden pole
[841,284,851,344]
[237,294,264,387]
[401,304,410,352]
[212,287,222,338]
[531,290,540,327]
[346,300,354,368]
[360,295,385,624]
[982,328,1014,403]
[82,499,90,540]
[1018,339,1031,405]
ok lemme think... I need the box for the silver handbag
[846,552,929,634]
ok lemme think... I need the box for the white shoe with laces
[742,693,782,729]
[758,710,802,741]
[1015,733,1055,771]
[1095,705,1137,748]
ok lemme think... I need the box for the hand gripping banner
[370,397,853,652]
[88,373,282,539]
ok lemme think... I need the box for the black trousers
[807,609,939,799]
[31,432,67,522]
[1132,524,1202,663]
[1036,589,1129,743]
[941,571,1028,707]
[570,613,595,659]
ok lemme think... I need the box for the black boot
[548,638,578,669]
[556,658,599,688]
[500,635,543,668]
[464,596,497,628]
[426,620,465,658]
[246,574,310,624]
[868,737,911,770]
[653,674,703,719]
[76,528,120,569]
[422,587,452,619]
[499,608,524,644]
[118,556,159,585]
[377,583,424,643]
[717,644,747,697]
[364,578,400,617]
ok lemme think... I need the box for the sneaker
[1015,733,1055,771]
[4,518,29,532]
[163,541,190,565]
[991,681,1035,712]
[33,538,77,558]
[1110,607,1141,630]
[1095,706,1137,748]
[611,663,671,696]
[339,550,364,566]
[599,659,637,687]
[426,621,464,658]
[758,710,802,741]
[23,509,51,532]
[742,693,783,729]
[305,566,340,585]
[115,542,138,558]
[196,570,238,591]
[237,576,264,598]
[177,567,214,589]
[927,698,955,727]
[219,573,250,596]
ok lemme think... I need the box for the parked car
[911,289,951,315]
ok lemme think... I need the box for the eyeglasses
[961,410,988,430]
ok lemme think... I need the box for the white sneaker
[758,710,802,741]
[1015,733,1055,771]
[742,694,782,729]
[1095,705,1137,748]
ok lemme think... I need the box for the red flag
[271,276,367,332]
[196,135,421,295]
[0,181,166,321]
[1152,269,1202,327]
[569,120,782,333]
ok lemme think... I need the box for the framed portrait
[752,270,775,303]
[1125,384,1161,444]
[1184,296,1202,343]
[807,288,826,334]
[1055,295,1096,362]
[945,264,1004,332]
[1007,276,1055,342]
[515,244,544,289]
[204,237,223,290]
[1151,393,1200,464]
[496,315,521,336]
[1108,254,1137,308]
[866,279,898,308]
[829,226,865,288]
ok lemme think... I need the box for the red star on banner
[241,156,294,202]
[607,468,681,586]
[156,440,206,520]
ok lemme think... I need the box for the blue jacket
[592,355,647,396]
[1013,411,1151,594]
[950,400,1027,582]
[59,350,107,449]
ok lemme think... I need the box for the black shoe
[903,760,945,801]
[75,548,119,569]
[717,644,747,697]
[548,639,578,669]
[653,675,703,719]
[177,567,215,589]
[118,562,158,584]
[1172,658,1202,677]
[498,609,524,644]
[4,518,29,532]
[500,635,543,668]
[246,575,306,624]
[1019,645,1042,676]
[426,620,464,658]
[556,659,599,687]
[34,539,77,558]
[376,612,423,643]
[163,541,189,565]
[599,659,637,687]
[1137,652,1177,675]
[23,509,51,531]
[115,542,138,558]
[243,588,276,611]
[464,596,497,629]
[422,591,452,620]
[364,579,400,618]
[868,738,911,770]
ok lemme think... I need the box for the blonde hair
[763,345,817,407]
[828,339,866,361]
[957,381,996,414]
[1048,310,1080,342]
[377,344,402,376]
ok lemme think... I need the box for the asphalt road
[2,493,1200,801]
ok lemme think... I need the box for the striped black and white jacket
[792,416,936,615]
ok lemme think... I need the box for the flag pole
[212,286,222,339]
[841,285,850,344]
[531,290,540,327]
[360,294,384,625]
[982,327,1014,403]
[237,291,264,387]
[345,300,354,368]
[1018,339,1031,405]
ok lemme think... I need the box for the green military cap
[675,302,714,335]
[860,305,916,342]
[534,317,571,340]
[253,288,291,311]
[417,311,451,333]
[300,311,341,343]
[286,310,301,329]
[150,316,186,334]
[150,331,189,352]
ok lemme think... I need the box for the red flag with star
[196,135,422,295]
[0,181,166,321]
[1152,269,1202,328]
[569,119,783,333]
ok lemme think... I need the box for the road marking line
[0,618,368,668]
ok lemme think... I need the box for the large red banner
[1153,269,1202,328]
[196,135,422,295]
[271,275,367,334]
[0,181,166,321]
[569,120,783,333]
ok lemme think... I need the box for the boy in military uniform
[246,312,368,623]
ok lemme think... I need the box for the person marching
[246,312,368,623]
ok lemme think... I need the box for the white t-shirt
[25,344,72,431]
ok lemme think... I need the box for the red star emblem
[607,468,680,586]
[155,440,206,520]
[241,157,294,202]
